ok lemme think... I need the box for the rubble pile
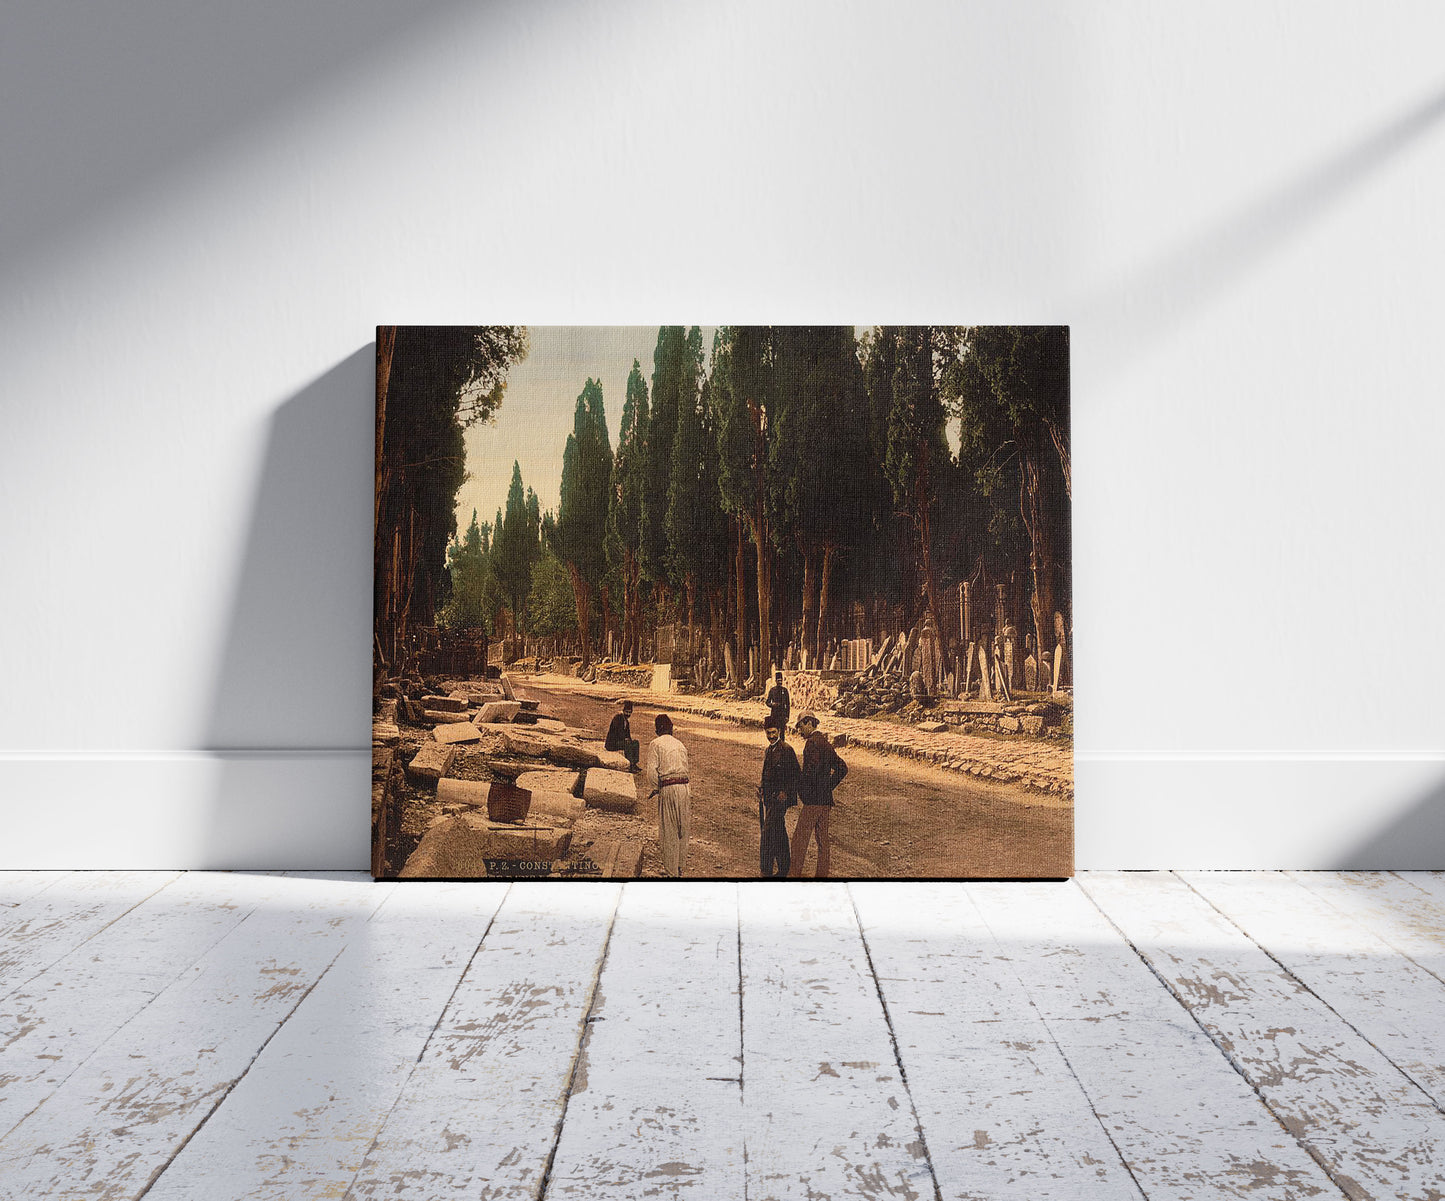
[372,671,643,879]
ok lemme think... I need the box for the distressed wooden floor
[2,873,1444,1199]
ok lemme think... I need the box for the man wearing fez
[605,700,640,772]
[758,717,799,878]
[642,713,691,877]
[765,671,791,737]
[788,712,848,879]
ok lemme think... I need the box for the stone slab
[398,813,573,878]
[916,721,947,733]
[421,695,467,712]
[406,742,458,782]
[499,728,552,758]
[650,663,672,693]
[522,789,586,823]
[433,721,482,745]
[593,749,633,773]
[422,709,470,726]
[476,700,522,724]
[372,723,400,747]
[583,768,638,815]
[515,769,583,797]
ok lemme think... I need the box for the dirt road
[517,678,1072,879]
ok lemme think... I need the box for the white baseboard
[0,751,369,870]
[0,752,1441,870]
[1076,753,1445,869]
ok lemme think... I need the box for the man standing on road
[642,713,690,877]
[605,700,640,772]
[765,671,791,738]
[758,717,799,878]
[788,712,848,879]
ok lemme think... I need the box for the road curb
[518,674,1073,802]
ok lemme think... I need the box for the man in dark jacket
[758,717,799,878]
[765,672,791,737]
[604,700,640,771]
[789,712,847,878]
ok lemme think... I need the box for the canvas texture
[373,326,1072,880]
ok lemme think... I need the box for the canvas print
[373,327,1072,880]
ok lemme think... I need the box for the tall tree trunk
[1045,414,1071,500]
[567,564,594,670]
[600,583,613,661]
[914,447,943,641]
[751,513,771,687]
[630,557,643,663]
[685,579,698,658]
[799,550,818,666]
[373,326,396,545]
[1018,423,1058,684]
[749,401,772,689]
[816,543,837,661]
[733,515,747,686]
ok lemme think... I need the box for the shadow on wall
[1336,776,1445,871]
[1081,82,1445,377]
[0,0,471,279]
[201,347,374,869]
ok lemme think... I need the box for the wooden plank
[0,871,289,1140]
[543,883,743,1198]
[972,880,1340,1199]
[0,871,68,908]
[346,882,621,1198]
[144,881,510,1200]
[1185,870,1445,1111]
[739,882,937,1200]
[1084,871,1445,1198]
[0,870,182,1000]
[1288,871,1445,976]
[0,872,391,1198]
[851,882,1142,1199]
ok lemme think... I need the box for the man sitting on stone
[605,700,640,772]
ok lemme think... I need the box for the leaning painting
[373,327,1072,880]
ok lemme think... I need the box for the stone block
[421,695,468,712]
[583,768,638,814]
[499,728,552,758]
[998,715,1021,733]
[533,717,567,734]
[407,742,458,781]
[916,721,947,733]
[476,700,523,724]
[594,749,632,772]
[433,721,482,745]
[516,769,584,797]
[651,663,672,692]
[422,709,469,725]
[524,789,586,823]
[1020,715,1045,736]
[372,722,400,747]
[436,778,489,808]
[399,812,573,878]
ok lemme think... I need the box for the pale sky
[454,326,715,538]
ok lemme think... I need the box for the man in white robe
[642,713,690,877]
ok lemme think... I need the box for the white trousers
[656,784,691,877]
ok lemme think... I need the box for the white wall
[2,0,1443,869]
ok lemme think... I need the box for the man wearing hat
[642,713,691,877]
[765,671,791,739]
[605,700,640,772]
[758,716,799,878]
[788,712,848,878]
